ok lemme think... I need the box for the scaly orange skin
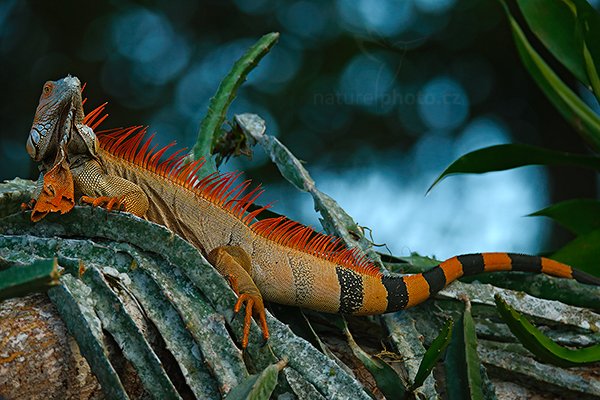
[27,77,600,349]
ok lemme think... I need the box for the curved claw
[234,293,269,349]
[260,334,270,348]
[81,195,125,212]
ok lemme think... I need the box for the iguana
[25,75,600,348]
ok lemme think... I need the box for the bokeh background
[1,0,598,259]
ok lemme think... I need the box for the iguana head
[26,75,85,163]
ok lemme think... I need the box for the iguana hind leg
[207,245,269,349]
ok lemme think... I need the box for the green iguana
[24,75,600,348]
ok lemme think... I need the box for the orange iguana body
[26,76,600,348]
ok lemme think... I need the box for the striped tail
[381,253,600,313]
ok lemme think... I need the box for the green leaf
[445,301,484,400]
[516,0,589,86]
[551,228,600,277]
[125,267,222,398]
[55,242,225,398]
[429,144,600,191]
[48,276,129,400]
[495,294,600,367]
[0,258,60,300]
[398,254,440,271]
[500,0,600,152]
[518,0,600,100]
[410,319,453,391]
[343,318,408,399]
[583,38,600,102]
[118,243,248,390]
[225,359,287,400]
[529,199,600,235]
[187,32,280,175]
[579,2,600,101]
[83,266,181,399]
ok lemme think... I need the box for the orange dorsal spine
[83,101,600,318]
[83,103,382,279]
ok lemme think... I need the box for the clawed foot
[208,246,270,349]
[81,195,125,212]
[233,292,269,349]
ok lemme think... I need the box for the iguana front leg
[207,245,269,349]
[72,159,149,217]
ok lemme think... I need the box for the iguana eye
[42,83,53,97]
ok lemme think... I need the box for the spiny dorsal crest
[83,101,381,278]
